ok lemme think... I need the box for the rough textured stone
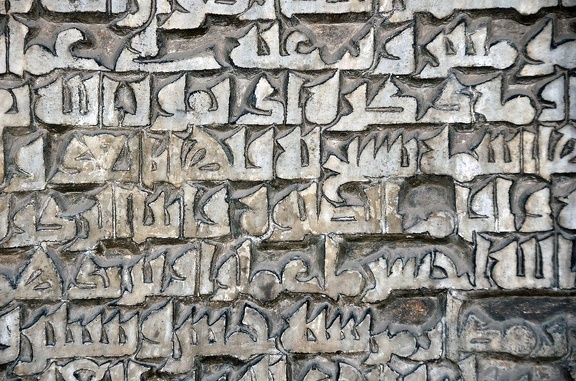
[0,0,575,380]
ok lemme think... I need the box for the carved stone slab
[0,0,575,379]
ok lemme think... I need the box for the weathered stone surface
[0,0,574,379]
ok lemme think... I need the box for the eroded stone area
[0,0,575,379]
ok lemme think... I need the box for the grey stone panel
[0,0,575,380]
